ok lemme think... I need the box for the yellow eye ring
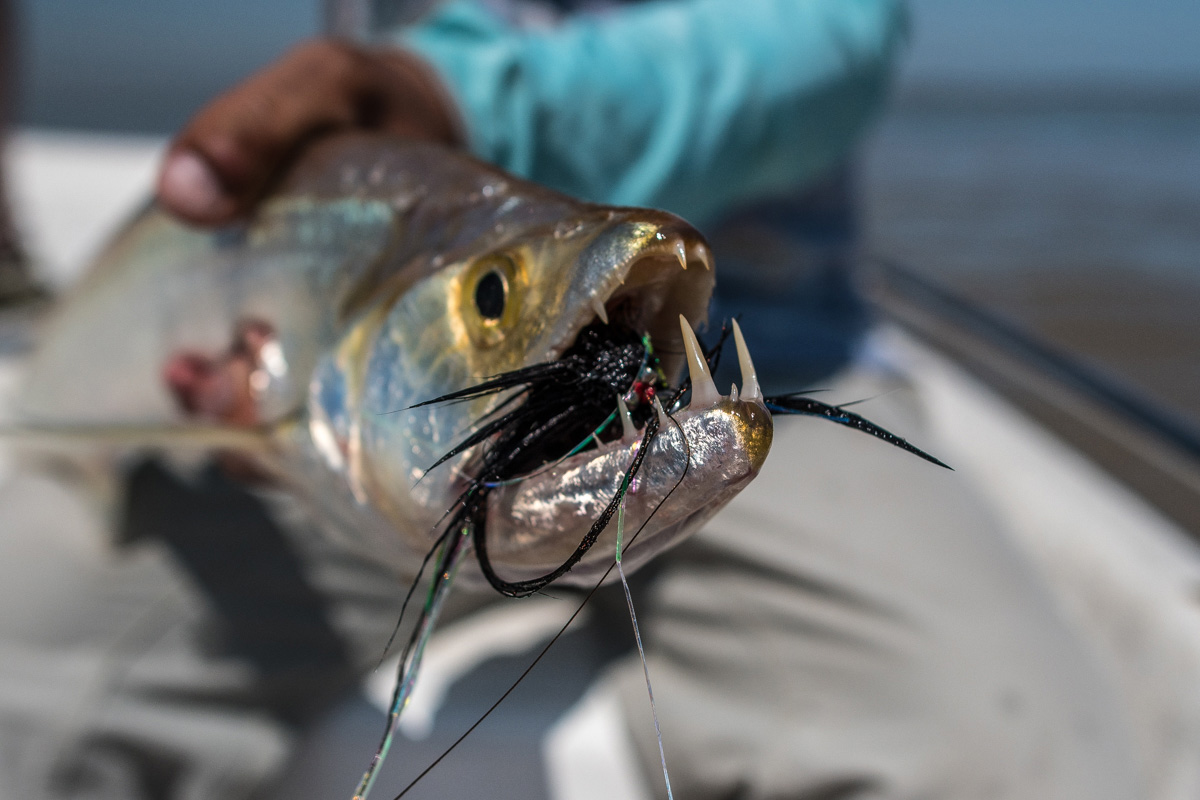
[461,252,522,347]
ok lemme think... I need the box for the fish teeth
[690,240,712,271]
[591,297,609,325]
[729,383,739,402]
[653,396,670,428]
[678,314,720,408]
[616,395,637,441]
[673,239,688,271]
[731,319,762,403]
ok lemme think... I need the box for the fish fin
[764,394,953,470]
[0,422,276,453]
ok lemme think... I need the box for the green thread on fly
[482,410,619,488]
[615,469,632,563]
[643,332,669,387]
[620,333,668,408]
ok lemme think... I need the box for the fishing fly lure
[357,316,949,799]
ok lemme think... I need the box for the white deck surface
[6,130,165,289]
[877,328,1200,800]
[4,130,1200,799]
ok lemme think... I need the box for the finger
[158,40,373,225]
[158,149,235,224]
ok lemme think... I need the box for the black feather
[765,394,952,470]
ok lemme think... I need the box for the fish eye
[474,269,507,320]
[461,252,523,347]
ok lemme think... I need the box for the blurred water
[865,107,1200,425]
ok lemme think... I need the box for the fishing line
[615,487,674,800]
[392,411,692,800]
[356,526,471,800]
[375,526,454,670]
[374,478,493,673]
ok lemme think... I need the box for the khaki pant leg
[611,364,1142,799]
[0,466,296,800]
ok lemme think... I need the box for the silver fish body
[17,133,773,589]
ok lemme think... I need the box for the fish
[6,131,951,800]
[12,131,775,591]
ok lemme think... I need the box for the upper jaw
[550,214,715,381]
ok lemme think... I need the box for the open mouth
[581,226,715,383]
[425,306,767,596]
[409,218,776,596]
[491,222,726,474]
[419,220,745,485]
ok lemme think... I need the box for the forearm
[401,0,907,224]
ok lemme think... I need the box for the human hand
[156,39,461,226]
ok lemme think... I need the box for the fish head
[313,202,772,590]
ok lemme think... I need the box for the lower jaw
[474,396,772,588]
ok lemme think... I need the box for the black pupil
[475,270,506,320]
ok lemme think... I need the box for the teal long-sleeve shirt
[400,0,906,227]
